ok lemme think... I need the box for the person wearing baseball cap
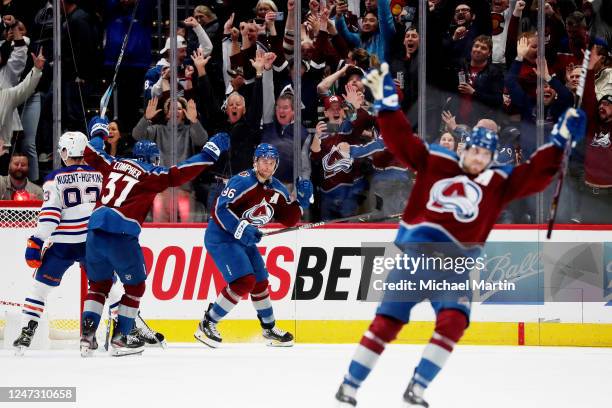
[143,16,213,103]
[159,35,188,55]
[576,83,612,222]
[311,94,383,220]
[599,94,612,106]
[322,95,346,133]
[144,35,189,102]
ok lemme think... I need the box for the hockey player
[80,116,229,356]
[194,143,313,348]
[14,132,102,355]
[335,64,587,407]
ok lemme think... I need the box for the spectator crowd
[0,0,611,224]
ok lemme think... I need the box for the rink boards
[2,224,611,347]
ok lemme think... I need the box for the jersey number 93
[63,186,100,208]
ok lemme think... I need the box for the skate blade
[155,333,168,349]
[80,346,95,358]
[110,347,144,357]
[336,401,357,408]
[401,398,428,408]
[194,330,220,348]
[265,339,294,347]
[143,340,167,348]
[14,346,25,357]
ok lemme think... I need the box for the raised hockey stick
[100,0,141,117]
[546,48,591,239]
[262,195,384,237]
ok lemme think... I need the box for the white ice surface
[1,344,610,408]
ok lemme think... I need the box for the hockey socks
[343,314,403,389]
[207,275,256,323]
[116,281,146,335]
[410,309,467,394]
[251,279,275,328]
[82,279,113,329]
[20,280,52,324]
[108,278,124,321]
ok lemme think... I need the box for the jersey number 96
[221,188,236,199]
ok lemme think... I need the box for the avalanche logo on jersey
[322,145,353,179]
[426,175,483,223]
[591,132,611,148]
[242,198,274,226]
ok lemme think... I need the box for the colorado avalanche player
[80,116,229,356]
[194,143,313,348]
[335,64,587,407]
[14,132,102,355]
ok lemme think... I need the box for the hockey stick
[136,312,167,348]
[364,211,402,224]
[262,195,384,237]
[100,0,141,118]
[546,48,591,239]
[103,303,112,351]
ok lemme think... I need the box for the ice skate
[258,315,294,346]
[110,331,145,357]
[131,325,167,348]
[13,320,38,356]
[335,384,357,407]
[80,317,99,357]
[402,379,429,407]
[262,325,294,347]
[194,304,222,348]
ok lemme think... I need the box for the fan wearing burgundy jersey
[311,96,385,220]
[79,116,229,357]
[335,64,588,407]
[194,143,313,348]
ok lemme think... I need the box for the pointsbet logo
[141,245,390,301]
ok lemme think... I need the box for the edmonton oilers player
[14,132,102,355]
[80,116,229,356]
[335,63,587,407]
[195,143,313,348]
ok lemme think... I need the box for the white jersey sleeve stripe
[38,218,60,225]
[59,216,90,223]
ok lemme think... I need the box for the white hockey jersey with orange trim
[34,165,103,244]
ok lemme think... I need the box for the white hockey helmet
[58,131,88,161]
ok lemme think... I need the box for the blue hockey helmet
[133,140,160,165]
[253,143,279,169]
[464,127,498,161]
